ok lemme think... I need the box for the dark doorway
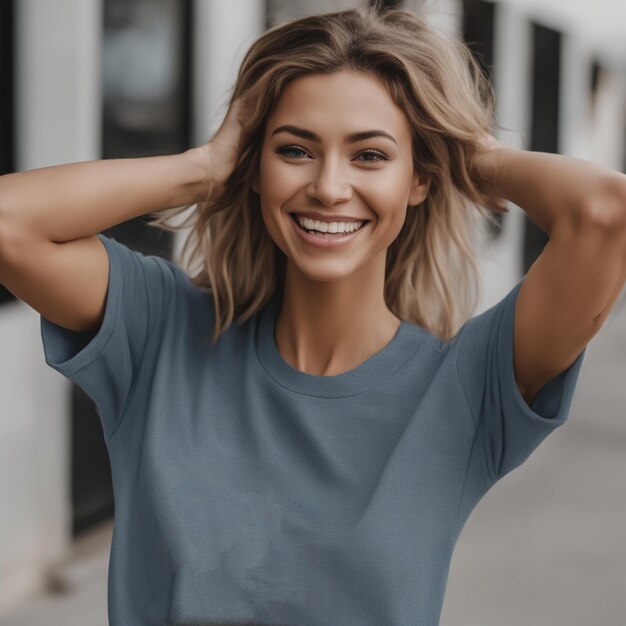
[71,0,193,537]
[369,0,405,9]
[524,22,561,274]
[0,0,16,305]
[462,0,496,86]
[462,0,504,241]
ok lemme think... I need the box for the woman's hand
[196,97,245,202]
[469,133,510,214]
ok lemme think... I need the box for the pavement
[0,520,111,626]
[1,292,625,626]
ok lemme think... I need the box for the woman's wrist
[186,146,214,204]
[470,142,511,197]
[468,137,512,213]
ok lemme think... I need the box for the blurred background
[0,0,624,624]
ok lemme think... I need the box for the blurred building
[0,0,624,620]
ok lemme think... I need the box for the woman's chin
[286,256,365,284]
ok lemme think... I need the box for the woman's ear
[408,172,431,206]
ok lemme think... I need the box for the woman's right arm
[0,97,243,333]
[0,147,210,333]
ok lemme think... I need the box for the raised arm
[0,97,244,333]
[0,148,208,244]
[470,139,626,406]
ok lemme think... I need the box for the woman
[1,5,624,626]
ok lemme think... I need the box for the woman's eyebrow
[271,124,398,146]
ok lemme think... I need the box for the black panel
[462,0,496,86]
[462,0,504,240]
[590,58,602,99]
[0,0,16,305]
[530,23,561,154]
[101,0,192,159]
[0,0,14,176]
[72,0,193,537]
[370,0,405,9]
[524,23,561,274]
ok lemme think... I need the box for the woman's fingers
[202,97,246,201]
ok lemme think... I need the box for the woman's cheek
[366,186,407,225]
[263,159,302,192]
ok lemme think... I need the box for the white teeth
[294,215,364,233]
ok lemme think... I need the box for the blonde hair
[146,4,504,346]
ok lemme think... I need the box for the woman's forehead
[265,71,411,144]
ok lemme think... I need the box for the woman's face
[252,70,430,283]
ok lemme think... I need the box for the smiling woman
[5,3,594,626]
[125,9,522,622]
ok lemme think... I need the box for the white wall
[0,0,102,613]
[173,0,265,262]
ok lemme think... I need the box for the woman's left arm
[471,141,626,406]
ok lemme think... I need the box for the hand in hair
[199,97,245,203]
[469,133,510,214]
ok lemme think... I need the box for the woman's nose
[306,159,353,206]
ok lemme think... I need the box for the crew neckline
[255,296,417,397]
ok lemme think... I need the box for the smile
[288,212,369,248]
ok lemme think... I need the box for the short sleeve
[455,275,587,482]
[40,233,182,439]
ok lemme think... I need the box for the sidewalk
[0,520,111,626]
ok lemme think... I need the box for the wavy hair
[146,3,504,346]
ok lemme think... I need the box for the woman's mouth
[288,213,370,248]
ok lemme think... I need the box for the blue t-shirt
[40,234,586,626]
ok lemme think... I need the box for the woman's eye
[274,145,308,159]
[356,150,389,163]
[273,145,389,163]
